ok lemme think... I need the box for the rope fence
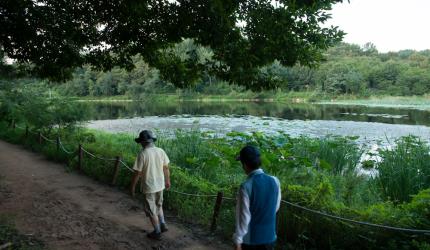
[40,133,56,143]
[8,124,430,237]
[58,138,75,155]
[281,200,430,235]
[15,124,26,130]
[221,196,236,201]
[28,129,39,136]
[119,159,135,172]
[81,147,117,162]
[169,189,219,198]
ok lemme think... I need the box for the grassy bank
[0,123,429,249]
[73,91,319,103]
[317,95,430,110]
[74,92,430,111]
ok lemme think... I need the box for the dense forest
[47,41,430,98]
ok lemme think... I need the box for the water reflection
[80,101,430,126]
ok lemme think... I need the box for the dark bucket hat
[135,130,157,143]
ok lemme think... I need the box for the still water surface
[83,101,430,144]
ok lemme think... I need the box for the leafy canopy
[0,0,345,88]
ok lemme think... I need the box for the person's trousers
[242,242,275,250]
[142,191,163,217]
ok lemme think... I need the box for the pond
[83,101,430,144]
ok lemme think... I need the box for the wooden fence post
[210,191,224,231]
[78,144,83,170]
[56,136,60,152]
[111,156,121,185]
[38,132,42,144]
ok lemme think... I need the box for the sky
[327,0,430,52]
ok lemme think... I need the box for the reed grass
[374,136,430,203]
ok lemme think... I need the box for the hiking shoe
[160,223,168,233]
[147,231,161,240]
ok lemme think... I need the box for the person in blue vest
[233,145,281,250]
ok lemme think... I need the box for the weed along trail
[0,140,228,250]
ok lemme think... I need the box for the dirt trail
[0,140,229,250]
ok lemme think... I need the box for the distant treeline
[4,40,430,97]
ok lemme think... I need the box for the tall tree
[0,0,345,88]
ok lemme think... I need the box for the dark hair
[241,158,262,170]
[237,145,262,170]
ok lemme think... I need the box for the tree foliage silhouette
[0,0,345,88]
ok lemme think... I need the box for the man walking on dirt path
[131,130,171,240]
[233,145,281,250]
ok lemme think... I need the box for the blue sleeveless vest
[242,169,279,245]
